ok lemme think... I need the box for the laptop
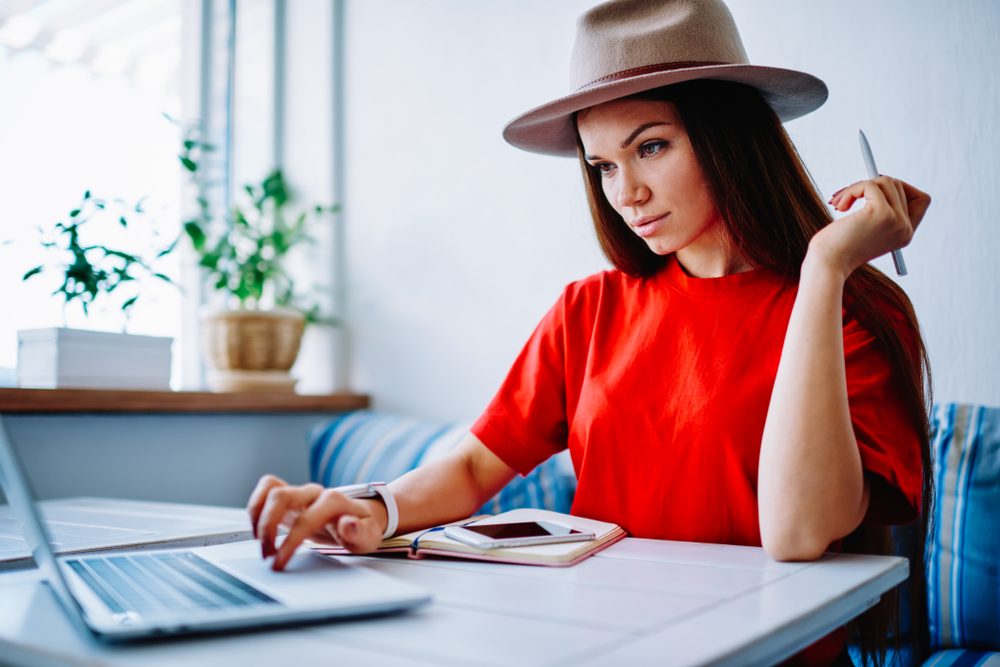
[0,416,431,642]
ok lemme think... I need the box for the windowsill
[0,388,370,414]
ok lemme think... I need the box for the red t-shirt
[471,255,922,665]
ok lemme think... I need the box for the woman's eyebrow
[620,121,671,149]
[584,121,672,161]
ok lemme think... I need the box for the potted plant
[180,133,337,392]
[17,191,176,389]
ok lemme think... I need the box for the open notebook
[307,508,626,567]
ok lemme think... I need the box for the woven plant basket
[202,309,305,372]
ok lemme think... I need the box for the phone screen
[461,521,583,540]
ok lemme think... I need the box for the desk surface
[0,527,907,667]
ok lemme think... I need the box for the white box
[17,328,172,390]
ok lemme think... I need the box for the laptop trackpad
[198,541,403,605]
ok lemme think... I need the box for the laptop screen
[0,417,91,628]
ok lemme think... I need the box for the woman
[249,1,932,665]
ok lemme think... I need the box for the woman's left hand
[807,175,931,279]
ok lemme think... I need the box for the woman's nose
[614,170,649,209]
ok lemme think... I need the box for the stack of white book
[17,328,172,390]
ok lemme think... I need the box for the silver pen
[859,129,907,276]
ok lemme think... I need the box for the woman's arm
[758,176,930,561]
[248,433,516,571]
[757,253,870,561]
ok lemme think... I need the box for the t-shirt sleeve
[843,315,923,525]
[471,289,570,476]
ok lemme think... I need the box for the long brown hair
[576,80,933,666]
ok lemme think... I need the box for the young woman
[248,2,932,665]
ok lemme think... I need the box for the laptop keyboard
[66,552,279,615]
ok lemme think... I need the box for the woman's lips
[631,213,668,238]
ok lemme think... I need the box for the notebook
[0,416,431,642]
[307,508,626,567]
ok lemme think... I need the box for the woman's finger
[891,179,913,237]
[831,179,881,213]
[246,474,286,539]
[875,177,911,245]
[334,511,385,554]
[257,483,323,560]
[272,491,372,570]
[900,180,932,228]
[833,178,888,214]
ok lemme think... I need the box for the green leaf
[119,216,128,227]
[183,221,207,250]
[234,282,252,300]
[183,139,197,150]
[83,190,91,200]
[69,208,81,217]
[157,238,179,258]
[102,249,139,262]
[153,272,174,284]
[199,252,221,269]
[180,157,198,172]
[121,296,138,311]
[22,266,43,281]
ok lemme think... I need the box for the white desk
[0,528,906,667]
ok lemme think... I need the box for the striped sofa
[921,403,1000,665]
[309,404,999,666]
[309,411,576,515]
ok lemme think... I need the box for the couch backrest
[309,411,576,515]
[926,403,1000,651]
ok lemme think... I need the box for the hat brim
[502,64,828,157]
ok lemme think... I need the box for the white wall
[305,1,999,421]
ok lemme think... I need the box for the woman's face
[577,98,736,276]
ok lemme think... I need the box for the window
[1,0,342,392]
[0,1,183,384]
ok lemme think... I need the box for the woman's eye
[639,140,667,158]
[595,162,615,177]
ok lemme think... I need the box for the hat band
[577,61,726,91]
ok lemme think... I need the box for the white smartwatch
[328,482,398,540]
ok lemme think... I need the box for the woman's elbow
[760,524,830,562]
[762,537,827,562]
[759,483,869,562]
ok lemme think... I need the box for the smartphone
[443,520,596,549]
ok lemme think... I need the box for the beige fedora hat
[503,0,827,157]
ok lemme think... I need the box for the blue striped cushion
[309,411,576,515]
[927,403,1000,651]
[923,649,1000,667]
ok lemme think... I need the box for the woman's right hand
[246,475,388,571]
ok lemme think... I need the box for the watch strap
[329,481,398,540]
